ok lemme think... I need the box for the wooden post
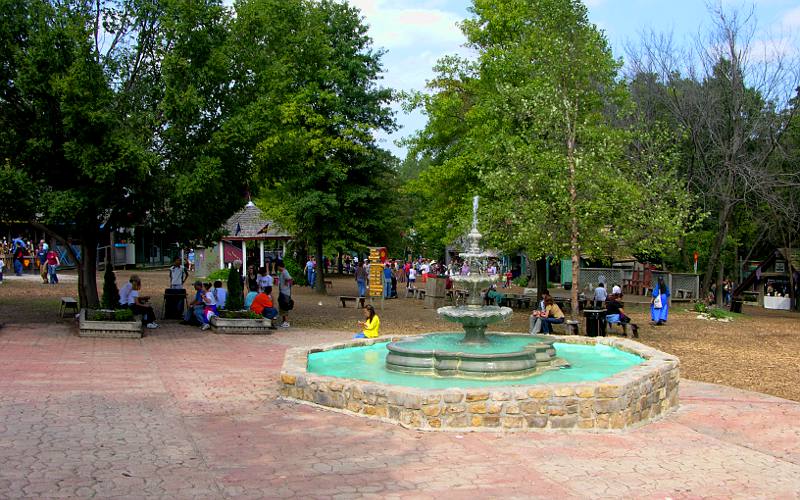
[219,241,224,269]
[241,241,247,275]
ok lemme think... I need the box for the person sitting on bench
[606,293,638,337]
[530,296,564,334]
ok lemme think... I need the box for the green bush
[283,256,307,286]
[203,267,230,281]
[114,308,134,321]
[226,267,244,311]
[220,310,260,319]
[88,308,135,322]
[693,302,708,313]
[512,276,529,287]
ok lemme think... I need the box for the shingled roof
[221,202,291,241]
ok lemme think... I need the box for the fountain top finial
[472,195,479,230]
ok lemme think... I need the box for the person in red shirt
[249,286,278,320]
[45,248,60,284]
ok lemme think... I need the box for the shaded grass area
[1,269,799,401]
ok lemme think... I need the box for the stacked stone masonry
[279,335,680,431]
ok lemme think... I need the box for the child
[200,282,218,331]
[213,280,227,310]
[354,305,380,339]
[257,266,273,292]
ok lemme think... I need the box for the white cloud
[349,0,465,51]
[781,5,800,28]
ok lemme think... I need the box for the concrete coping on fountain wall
[278,335,680,432]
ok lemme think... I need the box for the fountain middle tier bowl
[437,305,513,326]
[385,333,567,379]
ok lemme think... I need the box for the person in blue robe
[650,276,670,325]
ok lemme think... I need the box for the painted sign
[368,247,385,297]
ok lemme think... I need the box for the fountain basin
[279,334,680,431]
[386,333,565,379]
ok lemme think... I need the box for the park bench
[551,320,580,335]
[339,296,365,308]
[59,297,79,318]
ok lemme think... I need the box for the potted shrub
[79,308,143,338]
[78,262,143,338]
[209,267,274,334]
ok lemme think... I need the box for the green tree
[0,0,153,307]
[228,0,396,294]
[406,0,691,315]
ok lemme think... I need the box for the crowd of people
[0,236,61,284]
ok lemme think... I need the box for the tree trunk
[337,250,344,275]
[567,131,580,321]
[80,236,100,308]
[536,257,548,301]
[716,259,725,307]
[314,236,326,294]
[701,205,731,296]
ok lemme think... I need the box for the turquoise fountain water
[308,340,644,389]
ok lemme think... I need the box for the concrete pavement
[0,323,798,498]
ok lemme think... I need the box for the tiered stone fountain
[385,196,567,379]
[278,196,681,431]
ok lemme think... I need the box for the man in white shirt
[119,275,138,307]
[593,283,608,308]
[612,283,622,296]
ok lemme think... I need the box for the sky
[344,0,800,158]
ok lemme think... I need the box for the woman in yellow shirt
[354,304,380,339]
[530,296,565,334]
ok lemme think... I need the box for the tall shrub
[101,262,119,309]
[226,266,244,311]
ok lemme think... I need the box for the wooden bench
[324,280,333,288]
[606,319,639,338]
[59,297,79,318]
[339,296,365,308]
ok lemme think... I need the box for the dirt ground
[2,268,799,401]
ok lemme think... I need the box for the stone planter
[210,315,273,335]
[78,309,143,339]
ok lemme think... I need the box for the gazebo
[218,201,291,273]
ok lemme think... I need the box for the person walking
[305,256,316,288]
[11,236,25,276]
[355,261,367,297]
[382,263,392,299]
[36,242,48,284]
[45,247,60,284]
[650,276,671,326]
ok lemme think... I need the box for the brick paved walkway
[0,323,798,498]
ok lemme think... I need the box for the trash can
[163,288,187,320]
[730,299,743,314]
[583,309,606,337]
